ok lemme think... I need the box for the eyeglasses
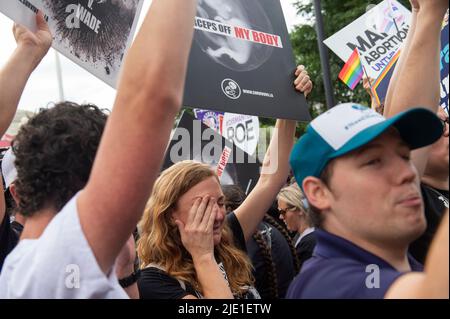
[279,206,295,216]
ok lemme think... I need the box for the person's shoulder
[266,223,294,259]
[0,194,126,298]
[287,257,402,299]
[301,232,316,244]
[32,194,87,257]
[0,240,41,298]
[226,212,239,229]
[267,222,285,241]
[1,239,37,272]
[7,195,83,269]
[140,266,173,280]
[421,184,449,213]
[226,212,247,252]
[298,232,317,250]
[138,266,194,299]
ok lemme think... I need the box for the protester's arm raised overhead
[383,0,418,113]
[0,12,52,224]
[235,66,312,242]
[384,0,448,177]
[77,0,198,274]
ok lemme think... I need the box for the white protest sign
[324,0,411,79]
[223,112,259,156]
[17,0,144,88]
[0,1,39,32]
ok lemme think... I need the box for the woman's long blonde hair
[137,161,254,297]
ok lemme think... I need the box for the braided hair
[252,227,279,299]
[263,214,300,274]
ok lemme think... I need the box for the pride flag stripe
[339,49,363,90]
[373,50,401,87]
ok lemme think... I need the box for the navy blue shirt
[286,229,423,299]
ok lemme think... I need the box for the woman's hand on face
[175,196,218,260]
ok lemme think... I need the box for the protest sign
[324,0,411,80]
[194,109,260,155]
[371,50,400,107]
[222,112,259,156]
[163,112,260,195]
[7,0,144,88]
[371,10,449,111]
[193,109,224,134]
[183,0,310,121]
[440,11,449,114]
[0,0,39,32]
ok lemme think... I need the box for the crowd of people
[0,0,448,299]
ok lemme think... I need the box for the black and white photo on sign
[183,0,311,121]
[195,0,279,72]
[27,0,144,87]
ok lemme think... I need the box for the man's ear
[302,177,332,211]
[9,183,20,205]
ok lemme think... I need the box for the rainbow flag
[339,48,364,90]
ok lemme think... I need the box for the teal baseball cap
[290,103,443,189]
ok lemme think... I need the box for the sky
[0,0,303,113]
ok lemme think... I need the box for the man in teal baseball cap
[287,103,449,299]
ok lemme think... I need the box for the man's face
[424,108,449,178]
[322,129,426,247]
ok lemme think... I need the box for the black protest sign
[163,112,260,195]
[183,0,311,121]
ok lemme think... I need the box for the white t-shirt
[0,194,128,299]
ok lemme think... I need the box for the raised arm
[0,12,51,224]
[234,66,312,242]
[78,0,198,274]
[383,1,418,115]
[235,120,296,242]
[383,0,448,176]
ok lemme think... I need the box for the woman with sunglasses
[277,183,316,272]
